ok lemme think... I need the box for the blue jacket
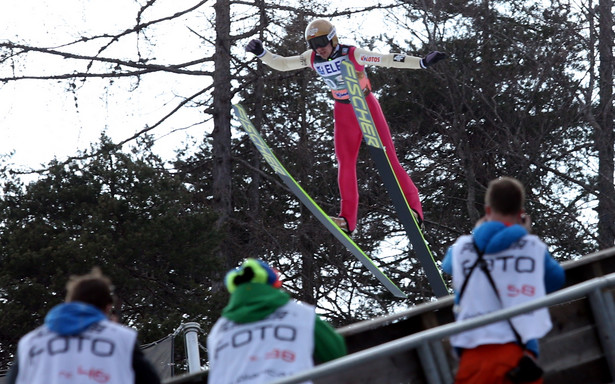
[45,302,107,335]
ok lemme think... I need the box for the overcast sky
[0,0,399,173]
[0,0,214,172]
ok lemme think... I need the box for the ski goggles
[308,35,331,50]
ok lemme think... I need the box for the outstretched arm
[352,47,446,69]
[245,39,312,72]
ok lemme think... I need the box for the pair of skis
[233,60,448,298]
[233,103,405,298]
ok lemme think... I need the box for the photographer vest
[16,319,136,384]
[450,234,552,349]
[207,300,316,384]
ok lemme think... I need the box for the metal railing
[163,269,615,384]
[267,272,615,384]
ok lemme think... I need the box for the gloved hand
[420,51,447,68]
[245,39,265,56]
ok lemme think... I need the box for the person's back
[15,310,137,384]
[7,268,161,384]
[207,258,346,384]
[442,177,565,384]
[448,229,553,348]
[208,298,316,384]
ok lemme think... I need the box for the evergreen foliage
[0,136,222,366]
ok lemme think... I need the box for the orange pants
[455,343,543,384]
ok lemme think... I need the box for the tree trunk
[247,0,267,251]
[213,0,233,266]
[596,0,614,248]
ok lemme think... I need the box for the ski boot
[411,209,425,232]
[329,216,351,234]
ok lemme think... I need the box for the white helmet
[304,19,338,50]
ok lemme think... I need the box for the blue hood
[45,302,106,335]
[472,221,528,254]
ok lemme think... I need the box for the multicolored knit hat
[224,258,282,293]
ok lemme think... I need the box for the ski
[233,103,406,299]
[339,60,449,298]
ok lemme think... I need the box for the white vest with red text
[207,300,315,384]
[16,319,136,384]
[450,234,552,349]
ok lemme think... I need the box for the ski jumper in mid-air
[246,19,446,234]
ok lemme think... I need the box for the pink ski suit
[256,43,424,232]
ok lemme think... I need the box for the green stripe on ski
[340,60,449,297]
[233,103,406,299]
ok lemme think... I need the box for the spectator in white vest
[442,177,565,383]
[6,267,161,384]
[207,258,347,384]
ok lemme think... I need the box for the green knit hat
[224,258,282,293]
